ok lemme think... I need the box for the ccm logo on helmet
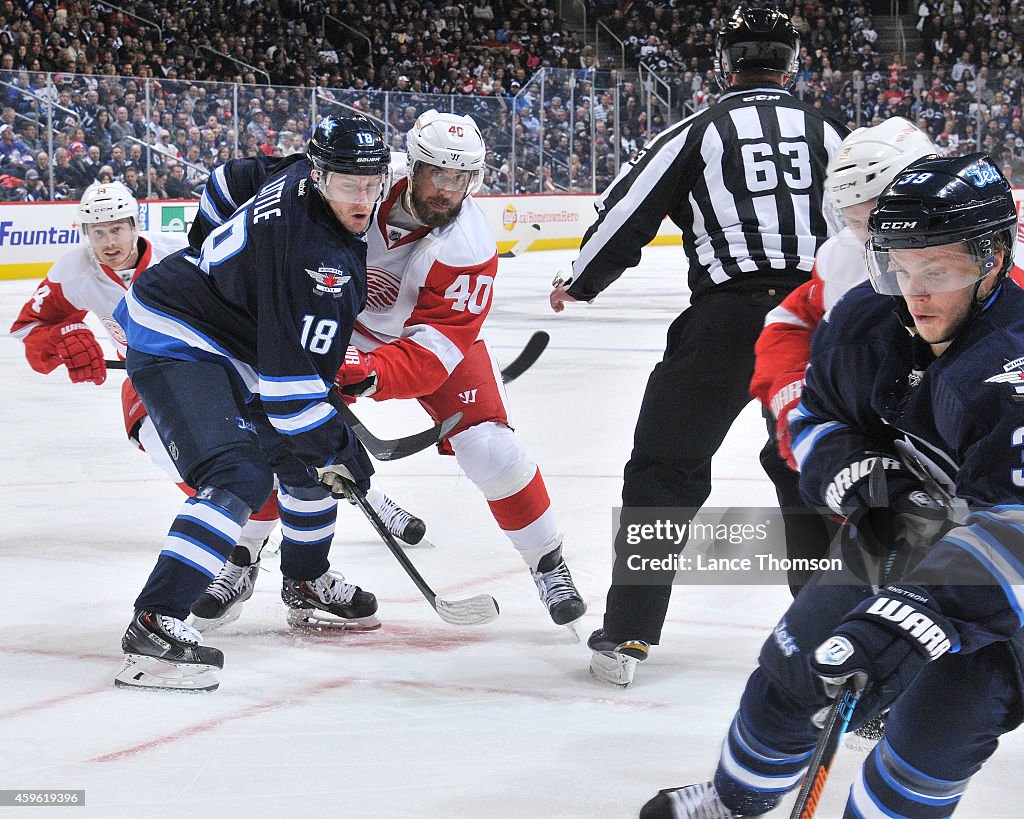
[880,220,918,230]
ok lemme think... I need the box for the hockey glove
[767,377,803,469]
[828,454,950,584]
[811,585,957,716]
[52,321,106,385]
[334,346,378,398]
[315,462,359,500]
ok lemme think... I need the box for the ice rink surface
[2,245,1022,818]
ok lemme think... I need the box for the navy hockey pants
[127,353,342,618]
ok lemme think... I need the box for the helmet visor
[423,166,480,193]
[867,243,994,297]
[315,169,390,204]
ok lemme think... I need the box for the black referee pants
[602,287,791,645]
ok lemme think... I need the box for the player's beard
[408,184,463,230]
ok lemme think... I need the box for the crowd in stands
[1,0,1024,203]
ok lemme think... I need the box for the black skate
[640,782,740,819]
[587,628,650,688]
[846,709,887,751]
[115,611,223,692]
[189,546,260,633]
[367,487,426,545]
[282,570,380,630]
[532,545,586,629]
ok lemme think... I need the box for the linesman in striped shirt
[550,5,848,687]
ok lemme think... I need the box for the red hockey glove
[334,346,378,397]
[52,322,106,385]
[768,377,803,469]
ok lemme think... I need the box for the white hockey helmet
[77,180,140,235]
[826,117,937,210]
[405,109,486,195]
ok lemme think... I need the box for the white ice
[2,246,1021,818]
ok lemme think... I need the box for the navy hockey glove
[811,585,958,716]
[824,452,916,517]
[334,346,378,398]
[827,453,949,583]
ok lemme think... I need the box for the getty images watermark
[612,507,850,586]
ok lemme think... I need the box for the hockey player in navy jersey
[191,109,586,632]
[641,155,1024,817]
[184,143,429,621]
[111,116,391,691]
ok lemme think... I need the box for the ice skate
[846,710,887,752]
[189,545,260,633]
[531,545,586,631]
[366,484,427,545]
[640,781,741,819]
[282,570,380,630]
[587,628,650,687]
[115,611,223,692]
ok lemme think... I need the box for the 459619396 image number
[0,790,84,806]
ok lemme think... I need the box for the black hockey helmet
[714,6,799,89]
[866,154,1018,334]
[307,115,389,176]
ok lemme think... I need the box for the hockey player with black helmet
[550,5,847,686]
[641,154,1024,817]
[111,116,391,691]
[186,121,430,627]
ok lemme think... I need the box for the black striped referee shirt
[567,86,849,302]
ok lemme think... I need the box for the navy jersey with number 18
[113,162,367,469]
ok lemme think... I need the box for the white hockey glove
[315,463,358,500]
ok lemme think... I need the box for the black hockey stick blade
[106,358,126,368]
[344,479,500,626]
[789,681,862,819]
[337,401,462,461]
[500,331,550,384]
[498,222,541,258]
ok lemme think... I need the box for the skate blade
[562,618,583,643]
[844,733,881,753]
[114,654,220,692]
[286,609,382,631]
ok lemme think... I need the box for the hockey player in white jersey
[9,181,280,572]
[333,110,586,629]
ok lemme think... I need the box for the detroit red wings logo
[365,266,402,312]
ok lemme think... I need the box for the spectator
[64,141,93,194]
[21,167,49,201]
[0,123,34,172]
[163,161,192,199]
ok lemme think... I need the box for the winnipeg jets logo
[306,265,350,298]
[985,357,1024,401]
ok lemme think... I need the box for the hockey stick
[789,680,863,819]
[500,331,550,384]
[498,222,541,258]
[105,359,460,462]
[342,478,500,626]
[336,401,462,462]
